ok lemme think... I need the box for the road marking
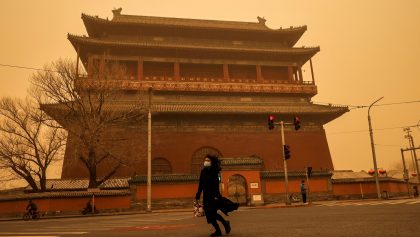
[0,236,60,237]
[406,200,420,204]
[0,232,87,235]
[354,201,379,205]
[116,223,197,231]
[387,201,405,205]
[319,199,420,207]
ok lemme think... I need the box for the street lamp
[147,86,153,212]
[368,96,383,199]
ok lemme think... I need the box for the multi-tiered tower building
[54,8,347,203]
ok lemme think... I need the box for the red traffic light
[293,116,301,130]
[268,115,275,130]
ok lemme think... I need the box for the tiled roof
[81,11,306,33]
[26,178,129,191]
[152,101,348,114]
[221,157,263,166]
[129,174,199,184]
[68,34,319,55]
[331,170,372,180]
[331,177,406,184]
[42,100,347,115]
[330,170,413,184]
[261,170,333,179]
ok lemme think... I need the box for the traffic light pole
[306,168,311,204]
[280,121,291,205]
[270,116,300,205]
[147,87,153,212]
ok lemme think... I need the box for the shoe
[224,221,231,234]
[210,231,222,236]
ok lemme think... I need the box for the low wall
[261,171,333,203]
[0,190,131,216]
[332,179,414,199]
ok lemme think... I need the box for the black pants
[302,193,307,203]
[210,213,228,233]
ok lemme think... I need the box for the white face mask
[203,161,211,167]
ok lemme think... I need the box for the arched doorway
[191,146,222,174]
[227,174,247,204]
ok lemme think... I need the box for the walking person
[195,154,237,236]
[300,180,307,204]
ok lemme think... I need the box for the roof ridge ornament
[257,16,266,25]
[112,7,122,16]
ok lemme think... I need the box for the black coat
[195,167,239,223]
[195,167,221,206]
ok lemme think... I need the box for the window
[152,157,172,175]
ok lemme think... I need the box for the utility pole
[268,116,300,205]
[368,96,383,199]
[147,87,153,212]
[404,127,420,183]
[305,167,311,204]
[400,149,411,196]
[280,121,291,205]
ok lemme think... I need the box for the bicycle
[289,193,301,203]
[23,210,40,220]
[81,207,99,215]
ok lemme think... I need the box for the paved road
[0,199,419,237]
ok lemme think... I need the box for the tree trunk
[88,149,98,188]
[40,169,47,191]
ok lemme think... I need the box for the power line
[376,100,420,107]
[327,124,418,135]
[314,100,420,110]
[0,63,61,73]
[374,144,401,147]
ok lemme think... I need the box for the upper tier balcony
[76,74,317,95]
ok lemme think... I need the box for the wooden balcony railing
[75,75,317,95]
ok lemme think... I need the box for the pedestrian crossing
[318,199,420,207]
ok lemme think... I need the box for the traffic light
[306,167,313,178]
[284,145,291,160]
[293,116,301,130]
[268,115,275,130]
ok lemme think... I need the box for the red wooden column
[75,47,80,78]
[174,62,180,81]
[309,59,316,84]
[256,65,263,82]
[87,54,94,77]
[287,66,294,81]
[137,60,143,80]
[223,64,230,82]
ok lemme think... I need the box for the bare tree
[31,58,146,188]
[0,97,66,191]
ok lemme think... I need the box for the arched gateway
[227,174,247,204]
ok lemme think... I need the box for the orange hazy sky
[0,0,419,182]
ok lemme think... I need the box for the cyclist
[26,200,38,216]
